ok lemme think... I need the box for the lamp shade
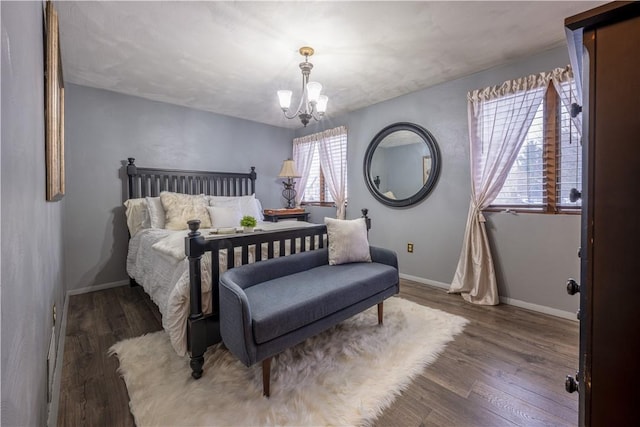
[278,159,301,178]
[316,95,329,113]
[306,82,322,103]
[277,90,292,110]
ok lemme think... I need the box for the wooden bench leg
[262,357,272,397]
[378,302,384,325]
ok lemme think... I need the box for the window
[303,145,324,202]
[491,80,581,213]
[294,127,347,206]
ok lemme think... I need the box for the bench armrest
[219,278,256,366]
[370,246,398,269]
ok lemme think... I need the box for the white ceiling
[55,1,603,129]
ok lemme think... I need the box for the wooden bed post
[186,220,207,379]
[126,158,139,288]
[126,158,137,199]
[249,166,257,194]
[361,208,371,231]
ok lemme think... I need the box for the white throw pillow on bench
[324,217,372,265]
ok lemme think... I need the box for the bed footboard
[184,209,372,379]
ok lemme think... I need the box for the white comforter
[126,221,318,356]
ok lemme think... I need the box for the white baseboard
[399,273,577,322]
[66,279,129,296]
[498,296,578,321]
[399,273,450,290]
[47,291,69,427]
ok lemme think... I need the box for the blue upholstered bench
[219,246,399,396]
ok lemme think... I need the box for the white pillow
[145,196,165,229]
[324,217,372,265]
[210,194,262,220]
[160,192,211,230]
[255,198,265,221]
[123,198,149,236]
[242,196,262,220]
[210,197,242,210]
[209,195,249,204]
[207,205,242,228]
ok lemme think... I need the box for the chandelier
[277,47,328,127]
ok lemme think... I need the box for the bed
[124,158,353,379]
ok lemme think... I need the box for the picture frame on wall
[45,0,64,201]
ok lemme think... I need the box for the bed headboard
[126,157,257,199]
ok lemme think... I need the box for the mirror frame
[363,122,441,208]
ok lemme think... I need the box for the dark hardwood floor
[57,280,578,426]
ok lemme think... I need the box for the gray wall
[63,84,294,290]
[1,2,66,425]
[298,46,580,314]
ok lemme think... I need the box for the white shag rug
[110,297,468,426]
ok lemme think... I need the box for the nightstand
[263,209,310,222]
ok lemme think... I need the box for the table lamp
[277,159,301,209]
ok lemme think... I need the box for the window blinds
[294,127,347,204]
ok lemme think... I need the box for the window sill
[485,206,581,215]
[301,202,335,208]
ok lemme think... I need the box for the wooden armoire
[564,2,640,426]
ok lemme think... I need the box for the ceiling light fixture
[277,46,328,127]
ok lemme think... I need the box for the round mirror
[363,122,441,207]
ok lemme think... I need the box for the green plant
[240,215,257,228]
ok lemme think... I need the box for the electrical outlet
[407,243,414,253]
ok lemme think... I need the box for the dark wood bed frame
[126,158,364,379]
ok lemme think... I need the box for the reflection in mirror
[364,122,441,208]
[370,130,433,200]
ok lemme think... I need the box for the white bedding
[126,220,319,356]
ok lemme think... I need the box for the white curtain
[449,73,550,305]
[551,65,582,137]
[317,126,348,219]
[565,27,583,108]
[292,136,317,206]
[292,126,347,218]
